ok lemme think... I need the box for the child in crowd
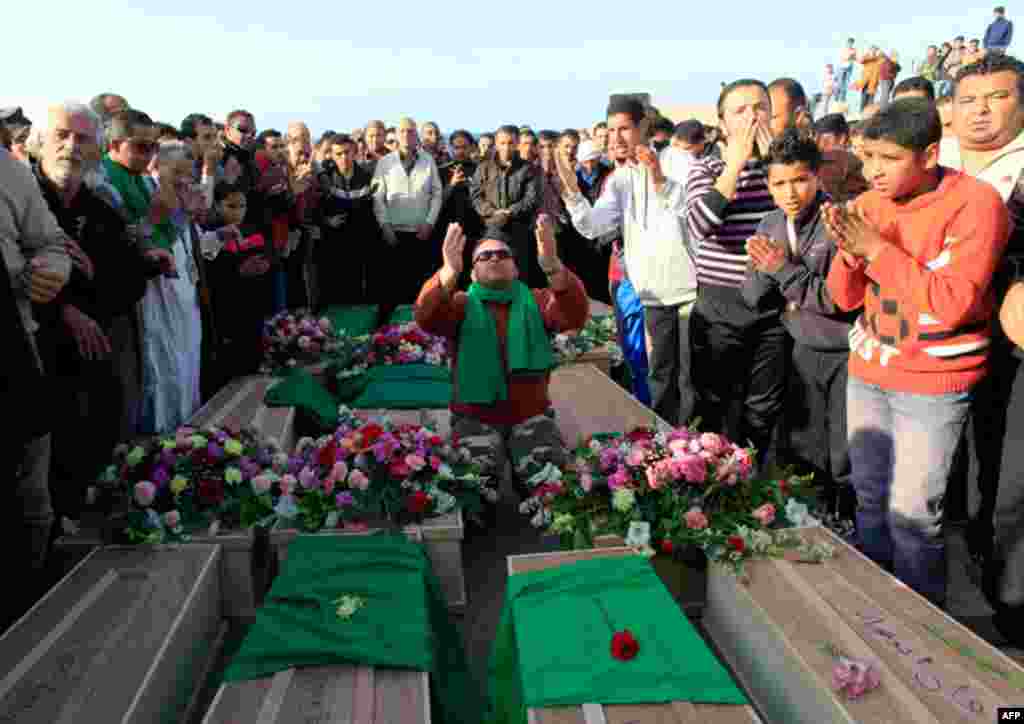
[814,114,870,204]
[199,182,273,390]
[743,129,859,522]
[825,98,1010,606]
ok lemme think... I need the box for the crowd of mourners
[3,38,1024,649]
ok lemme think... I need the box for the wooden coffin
[203,527,430,724]
[0,544,223,724]
[703,526,1024,724]
[508,547,761,724]
[190,374,296,452]
[272,508,467,613]
[201,664,430,724]
[549,363,672,444]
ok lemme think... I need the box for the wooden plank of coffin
[0,547,219,724]
[191,376,250,428]
[797,527,1024,711]
[548,364,671,447]
[201,678,274,724]
[218,377,277,433]
[732,556,938,723]
[775,557,1007,722]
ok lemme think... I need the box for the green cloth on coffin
[222,534,481,724]
[265,369,339,431]
[387,304,417,324]
[323,304,380,337]
[351,363,452,409]
[487,556,746,724]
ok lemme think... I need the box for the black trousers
[690,287,788,468]
[946,343,1019,558]
[376,231,439,325]
[785,343,852,515]
[49,359,122,520]
[315,230,368,309]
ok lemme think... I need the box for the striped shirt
[685,157,776,289]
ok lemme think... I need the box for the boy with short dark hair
[743,129,859,519]
[825,98,1010,605]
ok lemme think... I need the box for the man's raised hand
[440,223,466,288]
[555,149,580,198]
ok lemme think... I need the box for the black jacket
[1,247,48,445]
[315,161,377,248]
[439,159,481,239]
[31,162,152,374]
[470,156,541,228]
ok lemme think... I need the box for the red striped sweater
[826,169,1010,394]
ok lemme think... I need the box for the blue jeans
[847,376,971,605]
[835,65,853,102]
[271,267,288,315]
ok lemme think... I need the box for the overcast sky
[6,1,1003,137]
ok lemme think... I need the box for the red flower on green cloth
[611,630,640,661]
[727,535,746,554]
[407,491,432,514]
[660,539,674,555]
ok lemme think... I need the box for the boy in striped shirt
[684,79,784,467]
[825,98,1010,606]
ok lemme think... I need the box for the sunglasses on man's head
[232,124,255,135]
[474,249,513,263]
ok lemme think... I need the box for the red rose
[361,424,385,447]
[727,535,746,553]
[406,491,432,514]
[611,630,640,661]
[319,439,338,468]
[390,461,412,479]
[660,539,674,555]
[429,435,443,447]
[197,478,225,506]
[626,427,656,443]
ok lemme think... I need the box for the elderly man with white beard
[30,102,158,524]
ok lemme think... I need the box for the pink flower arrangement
[519,423,818,567]
[261,311,350,374]
[94,425,278,544]
[366,322,449,367]
[274,408,489,532]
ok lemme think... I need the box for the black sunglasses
[474,249,513,263]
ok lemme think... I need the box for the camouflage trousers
[451,410,569,504]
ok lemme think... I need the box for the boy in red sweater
[825,98,1010,605]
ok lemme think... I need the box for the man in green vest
[415,216,589,526]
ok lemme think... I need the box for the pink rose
[429,455,442,471]
[579,472,594,492]
[627,447,647,467]
[668,439,690,456]
[832,658,881,700]
[684,508,709,530]
[699,432,728,456]
[163,510,181,528]
[734,447,754,478]
[318,317,331,332]
[752,503,776,526]
[299,467,318,489]
[280,474,297,495]
[608,467,629,490]
[329,461,348,484]
[646,459,674,490]
[674,453,707,484]
[405,454,427,471]
[251,474,273,494]
[349,469,370,491]
[134,481,157,507]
